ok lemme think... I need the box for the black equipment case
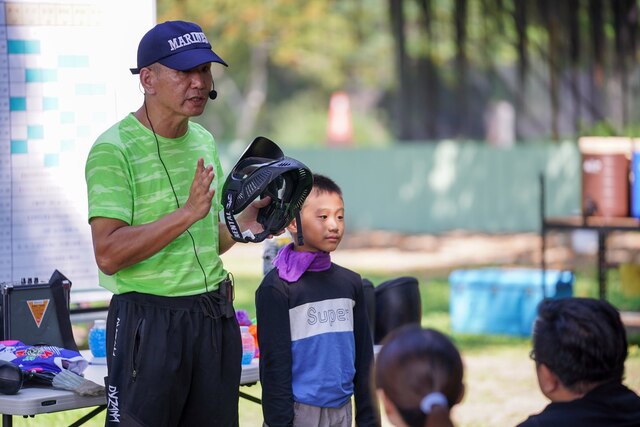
[0,270,77,351]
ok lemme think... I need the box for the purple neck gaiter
[273,243,331,282]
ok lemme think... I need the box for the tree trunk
[611,0,636,131]
[589,0,605,124]
[454,0,468,137]
[568,0,581,135]
[514,0,528,140]
[234,42,270,142]
[539,0,560,141]
[389,0,412,140]
[417,0,438,139]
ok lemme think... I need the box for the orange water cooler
[578,137,631,218]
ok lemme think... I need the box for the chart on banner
[0,0,152,294]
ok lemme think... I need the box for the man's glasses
[529,349,540,364]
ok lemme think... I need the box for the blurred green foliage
[156,0,395,145]
[149,1,640,145]
[579,120,640,138]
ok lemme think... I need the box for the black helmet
[0,360,23,395]
[222,136,313,243]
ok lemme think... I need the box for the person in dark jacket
[256,174,377,427]
[517,297,640,427]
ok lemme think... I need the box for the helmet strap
[295,210,304,246]
[223,192,246,242]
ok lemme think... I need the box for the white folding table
[0,351,260,426]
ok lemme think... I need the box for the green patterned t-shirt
[85,113,227,296]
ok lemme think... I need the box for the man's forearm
[91,208,200,275]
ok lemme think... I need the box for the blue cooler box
[449,268,574,336]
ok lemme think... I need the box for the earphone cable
[144,100,209,293]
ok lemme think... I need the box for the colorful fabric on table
[0,340,87,375]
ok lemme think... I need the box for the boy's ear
[286,217,297,235]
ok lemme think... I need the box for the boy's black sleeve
[256,279,294,427]
[353,278,379,427]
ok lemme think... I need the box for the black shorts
[104,287,241,427]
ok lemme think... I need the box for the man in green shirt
[85,20,267,426]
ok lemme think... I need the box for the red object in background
[248,324,259,358]
[326,91,353,146]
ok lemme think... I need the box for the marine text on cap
[168,32,209,51]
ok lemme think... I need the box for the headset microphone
[209,90,218,100]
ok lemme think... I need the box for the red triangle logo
[26,299,50,328]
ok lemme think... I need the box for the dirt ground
[224,228,640,326]
[340,228,640,271]
[224,228,640,276]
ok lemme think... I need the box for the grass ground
[12,268,640,426]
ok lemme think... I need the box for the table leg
[68,405,106,427]
[597,230,607,300]
[239,391,262,405]
[2,414,12,427]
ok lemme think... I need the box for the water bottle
[88,319,107,362]
[240,326,255,365]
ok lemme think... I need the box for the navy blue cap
[130,20,228,74]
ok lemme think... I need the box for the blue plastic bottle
[88,319,107,360]
[240,326,255,365]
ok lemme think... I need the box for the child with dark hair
[375,325,465,427]
[256,174,377,426]
[517,297,640,427]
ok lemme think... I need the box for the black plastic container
[362,278,376,342]
[374,276,421,344]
